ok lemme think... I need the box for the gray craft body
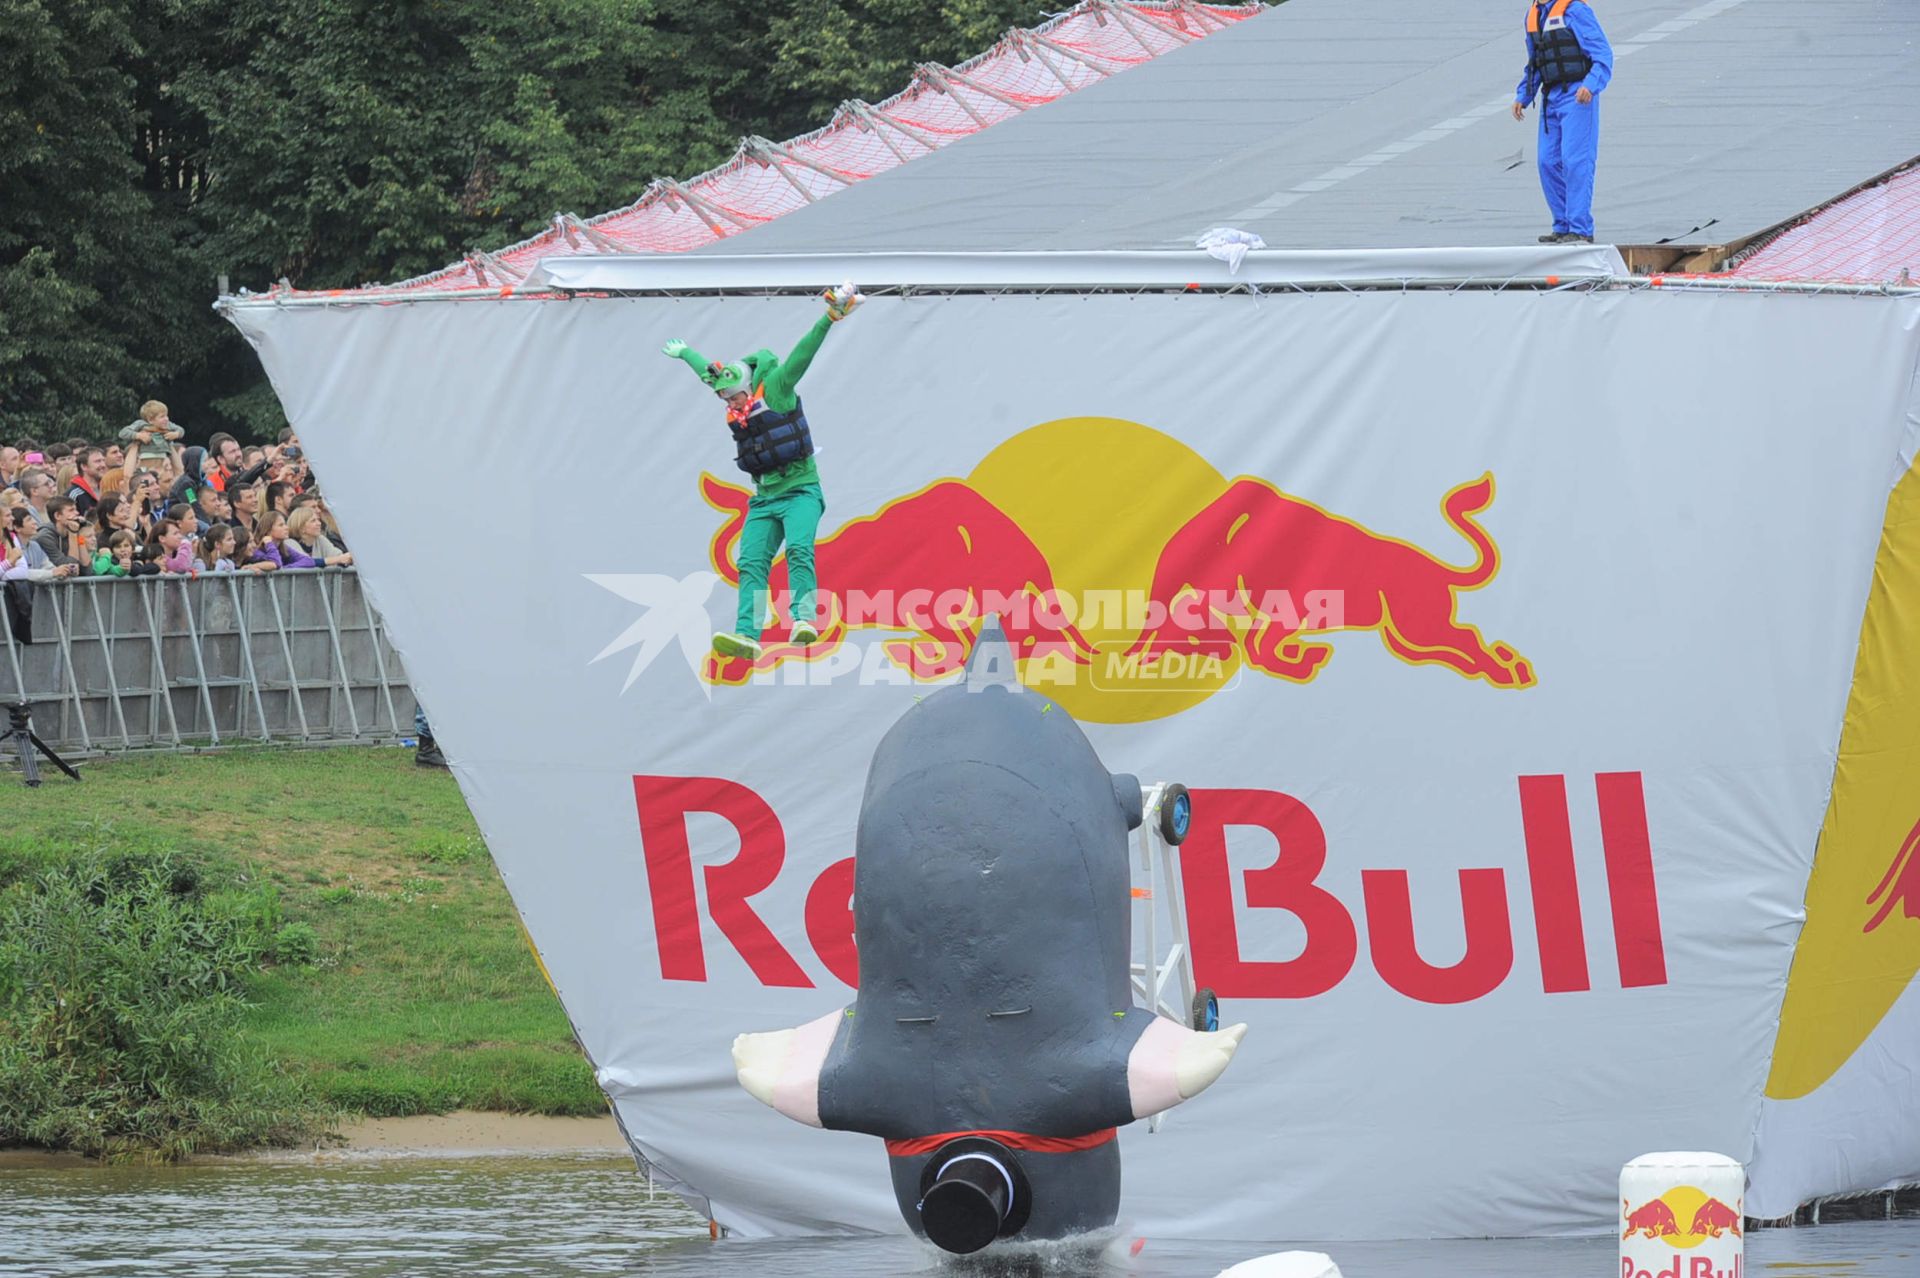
[817,627,1153,1240]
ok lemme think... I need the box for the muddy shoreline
[0,1111,630,1168]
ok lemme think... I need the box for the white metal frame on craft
[1131,780,1198,1133]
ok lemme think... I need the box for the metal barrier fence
[0,570,414,755]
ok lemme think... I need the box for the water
[3,1156,1917,1277]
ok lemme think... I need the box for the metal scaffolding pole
[85,585,133,751]
[230,575,272,743]
[173,579,222,747]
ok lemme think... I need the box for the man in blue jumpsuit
[1513,0,1613,244]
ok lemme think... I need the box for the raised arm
[662,339,720,389]
[772,315,835,399]
[773,285,861,397]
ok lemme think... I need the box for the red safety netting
[1729,163,1920,285]
[314,1,1262,298]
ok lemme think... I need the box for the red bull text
[630,773,1667,1002]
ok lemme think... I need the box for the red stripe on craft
[884,1128,1118,1157]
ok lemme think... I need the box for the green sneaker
[790,620,820,646]
[712,632,764,661]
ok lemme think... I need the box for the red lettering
[1598,772,1668,988]
[1361,868,1514,1004]
[631,775,811,987]
[1180,789,1357,998]
[1520,775,1592,993]
[805,856,859,989]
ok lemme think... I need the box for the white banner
[228,281,1920,1240]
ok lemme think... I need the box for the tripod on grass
[2,702,81,788]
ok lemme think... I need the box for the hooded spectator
[169,445,213,507]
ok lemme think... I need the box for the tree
[0,0,204,438]
[1,0,1046,441]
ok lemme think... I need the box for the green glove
[662,339,688,358]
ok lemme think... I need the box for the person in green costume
[663,285,861,660]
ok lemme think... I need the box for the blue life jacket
[1526,0,1594,95]
[729,395,815,477]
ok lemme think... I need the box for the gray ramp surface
[701,0,1920,254]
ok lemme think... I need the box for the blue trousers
[1537,88,1599,237]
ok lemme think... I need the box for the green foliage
[0,842,334,1159]
[765,0,1036,129]
[0,0,1049,442]
[271,921,320,966]
[411,831,485,865]
[0,749,605,1127]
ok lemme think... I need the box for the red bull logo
[1121,472,1533,688]
[630,770,1667,1003]
[1621,1187,1743,1278]
[696,418,1534,722]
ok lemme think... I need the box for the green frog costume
[663,287,860,660]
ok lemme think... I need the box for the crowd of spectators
[0,402,447,766]
[0,401,351,587]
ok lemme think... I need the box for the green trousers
[736,483,824,637]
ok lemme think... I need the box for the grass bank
[0,748,601,1133]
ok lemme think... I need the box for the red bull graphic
[1622,1197,1679,1240]
[690,418,1535,721]
[700,475,1096,682]
[1687,1197,1742,1240]
[1864,814,1920,934]
[1621,1186,1744,1278]
[1124,473,1534,688]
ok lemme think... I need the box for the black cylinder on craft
[917,1137,1030,1254]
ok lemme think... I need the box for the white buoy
[1214,1251,1343,1278]
[1621,1151,1744,1278]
